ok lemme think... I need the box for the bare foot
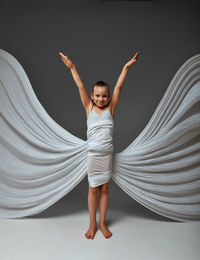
[99,223,112,239]
[85,224,97,240]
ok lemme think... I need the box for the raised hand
[59,52,74,69]
[124,52,140,69]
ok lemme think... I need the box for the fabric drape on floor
[0,49,200,221]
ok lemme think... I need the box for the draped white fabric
[87,108,114,187]
[87,109,114,155]
[0,49,200,221]
[0,49,88,218]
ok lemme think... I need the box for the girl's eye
[95,94,107,98]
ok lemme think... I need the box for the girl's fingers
[134,52,139,59]
[59,52,67,59]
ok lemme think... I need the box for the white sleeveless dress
[87,105,114,187]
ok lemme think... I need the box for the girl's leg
[85,186,99,239]
[99,183,112,238]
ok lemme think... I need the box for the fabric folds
[86,108,114,187]
[0,48,200,221]
[112,53,200,222]
[0,49,88,218]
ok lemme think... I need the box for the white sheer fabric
[87,153,113,188]
[0,49,200,221]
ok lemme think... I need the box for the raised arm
[59,52,91,111]
[110,52,140,114]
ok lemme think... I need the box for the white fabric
[87,108,114,156]
[0,48,200,222]
[87,107,114,187]
[87,153,113,188]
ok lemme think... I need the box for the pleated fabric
[0,48,200,221]
[112,53,200,222]
[0,49,88,218]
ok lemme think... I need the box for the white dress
[87,105,114,187]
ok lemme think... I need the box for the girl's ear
[91,92,93,100]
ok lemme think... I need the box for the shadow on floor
[26,178,179,223]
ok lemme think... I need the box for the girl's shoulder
[86,101,114,119]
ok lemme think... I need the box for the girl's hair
[92,81,110,96]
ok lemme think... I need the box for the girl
[59,51,139,239]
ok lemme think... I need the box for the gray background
[0,0,199,220]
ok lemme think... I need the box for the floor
[0,179,199,260]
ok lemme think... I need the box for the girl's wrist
[123,65,129,71]
[70,64,76,71]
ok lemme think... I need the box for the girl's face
[91,86,110,108]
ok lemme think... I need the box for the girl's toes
[85,226,97,239]
[106,231,112,238]
[85,231,91,239]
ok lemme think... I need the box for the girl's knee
[100,183,109,194]
[89,186,99,196]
